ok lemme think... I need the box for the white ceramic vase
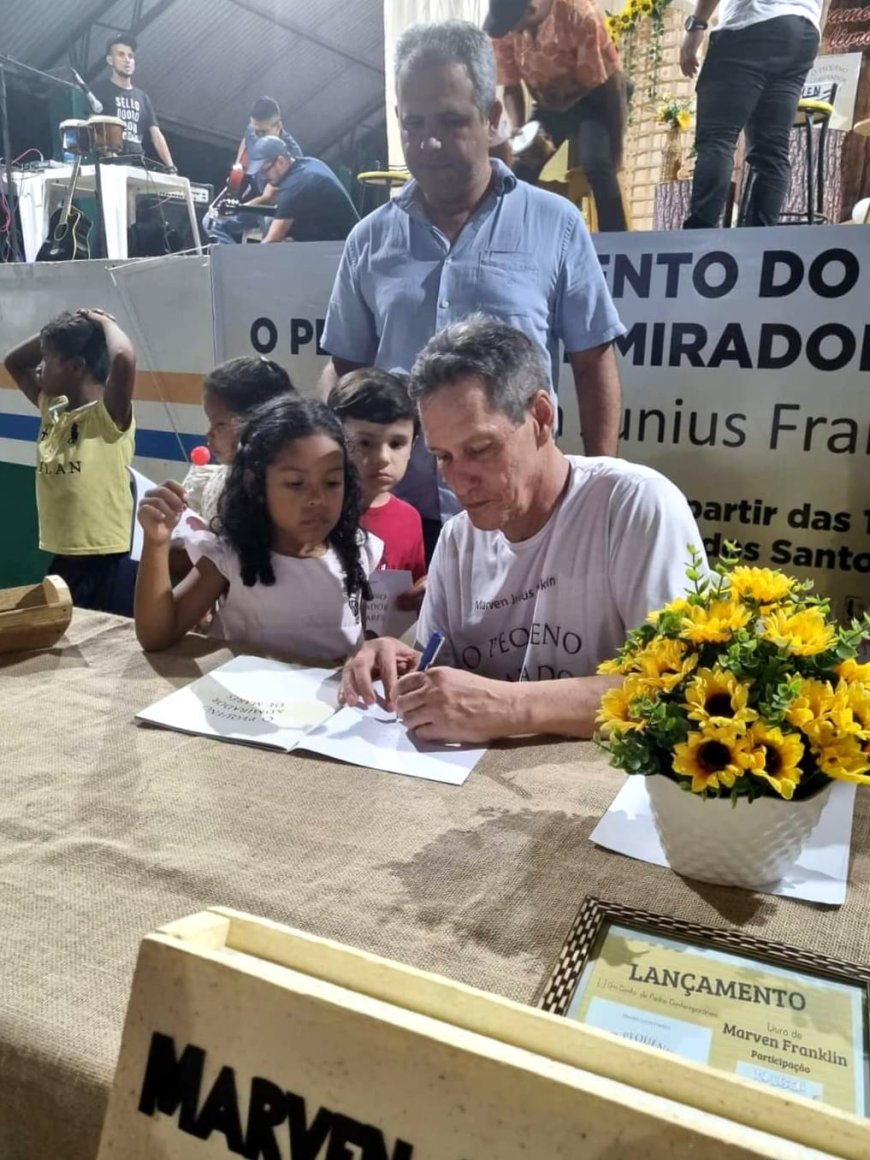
[646,774,832,889]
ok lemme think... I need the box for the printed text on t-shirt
[473,575,556,611]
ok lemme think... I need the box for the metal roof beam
[225,0,384,76]
[313,92,386,156]
[38,0,119,70]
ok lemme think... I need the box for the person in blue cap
[240,136,360,244]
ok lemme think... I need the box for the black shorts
[48,553,138,617]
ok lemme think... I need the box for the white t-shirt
[186,528,383,661]
[717,0,822,32]
[417,456,706,682]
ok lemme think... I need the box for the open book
[136,655,484,786]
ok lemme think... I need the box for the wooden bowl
[0,575,73,655]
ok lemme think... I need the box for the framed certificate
[542,898,870,1117]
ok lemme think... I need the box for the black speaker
[129,194,201,256]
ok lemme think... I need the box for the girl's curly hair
[215,395,372,601]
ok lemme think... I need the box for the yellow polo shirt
[36,393,135,555]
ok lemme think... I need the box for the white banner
[210,227,870,620]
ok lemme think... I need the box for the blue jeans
[202,209,267,244]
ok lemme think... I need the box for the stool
[739,88,836,226]
[538,140,632,231]
[792,96,836,224]
[356,169,410,215]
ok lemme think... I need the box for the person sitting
[340,316,706,742]
[328,367,426,611]
[203,96,303,245]
[4,308,137,615]
[135,397,381,660]
[245,136,360,244]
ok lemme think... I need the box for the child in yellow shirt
[4,308,137,613]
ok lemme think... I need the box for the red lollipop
[189,445,211,466]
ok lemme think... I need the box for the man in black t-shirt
[92,34,176,170]
[246,136,359,243]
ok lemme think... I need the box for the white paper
[127,466,157,563]
[137,661,485,784]
[136,656,339,752]
[298,701,485,785]
[366,570,416,640]
[590,776,857,904]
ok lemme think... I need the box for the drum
[89,115,125,157]
[511,120,556,170]
[59,119,92,157]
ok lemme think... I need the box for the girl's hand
[138,480,187,546]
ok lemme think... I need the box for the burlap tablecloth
[1,610,869,1159]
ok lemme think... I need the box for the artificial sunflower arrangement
[606,0,669,45]
[596,545,870,804]
[657,95,693,132]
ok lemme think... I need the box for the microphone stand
[0,53,108,261]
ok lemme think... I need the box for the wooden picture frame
[541,897,870,1117]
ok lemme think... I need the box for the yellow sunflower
[813,736,870,785]
[786,678,837,746]
[680,598,751,644]
[629,637,698,692]
[763,607,836,656]
[598,655,628,675]
[672,724,751,794]
[743,723,803,799]
[837,658,870,685]
[727,566,794,606]
[675,110,692,132]
[684,666,755,726]
[647,595,692,624]
[825,680,868,739]
[597,676,649,733]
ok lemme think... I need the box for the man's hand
[339,636,420,709]
[395,575,427,613]
[395,667,511,743]
[138,480,187,548]
[680,30,705,77]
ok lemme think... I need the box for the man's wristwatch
[167,165,178,174]
[684,15,709,30]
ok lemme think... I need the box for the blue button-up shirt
[321,160,624,520]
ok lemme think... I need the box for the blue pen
[417,630,445,672]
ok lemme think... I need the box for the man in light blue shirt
[320,19,624,541]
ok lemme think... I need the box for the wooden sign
[97,908,870,1159]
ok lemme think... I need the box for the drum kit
[59,114,126,159]
[36,116,125,261]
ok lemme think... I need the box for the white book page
[299,699,485,785]
[136,656,339,752]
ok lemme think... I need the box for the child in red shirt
[328,368,426,610]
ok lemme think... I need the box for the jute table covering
[1,610,868,1159]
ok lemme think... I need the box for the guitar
[37,156,91,262]
[213,198,276,219]
[227,146,248,196]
